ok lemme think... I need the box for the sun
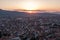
[21,1,39,10]
[24,2,37,10]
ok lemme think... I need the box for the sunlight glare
[21,1,39,10]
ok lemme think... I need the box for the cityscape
[0,0,60,40]
[0,9,60,40]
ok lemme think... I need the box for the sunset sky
[0,0,60,11]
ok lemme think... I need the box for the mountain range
[0,9,60,18]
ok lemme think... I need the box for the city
[0,10,60,40]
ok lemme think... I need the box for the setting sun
[21,1,39,10]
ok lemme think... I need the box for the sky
[0,0,60,11]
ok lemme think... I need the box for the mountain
[0,9,60,18]
[0,9,30,18]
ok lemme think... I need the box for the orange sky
[0,0,60,11]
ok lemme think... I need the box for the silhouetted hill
[0,9,30,18]
[0,9,60,18]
